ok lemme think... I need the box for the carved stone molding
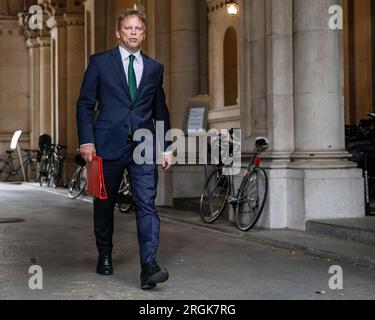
[64,13,84,26]
[41,0,67,17]
[207,0,226,15]
[18,0,40,39]
[66,0,84,13]
[46,14,66,29]
[26,37,40,48]
[41,0,83,28]
[41,0,83,16]
[18,1,51,39]
[23,0,39,10]
[18,11,39,39]
[37,36,51,47]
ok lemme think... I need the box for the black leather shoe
[140,261,169,290]
[96,252,113,275]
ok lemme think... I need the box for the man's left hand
[162,153,173,171]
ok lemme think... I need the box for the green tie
[127,54,137,136]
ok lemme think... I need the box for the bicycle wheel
[68,167,87,199]
[200,168,230,223]
[26,159,39,182]
[117,191,134,213]
[0,160,10,182]
[118,171,129,193]
[117,173,134,213]
[235,167,268,231]
[48,155,61,188]
[39,159,50,186]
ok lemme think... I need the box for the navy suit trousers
[93,141,160,265]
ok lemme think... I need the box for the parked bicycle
[0,148,39,182]
[200,137,269,231]
[39,143,66,188]
[345,112,375,215]
[68,154,87,199]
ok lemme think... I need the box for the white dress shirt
[119,45,143,88]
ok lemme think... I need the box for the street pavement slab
[1,182,375,300]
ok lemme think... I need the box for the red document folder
[86,155,108,200]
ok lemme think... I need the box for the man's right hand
[80,144,96,162]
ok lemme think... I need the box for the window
[223,27,238,106]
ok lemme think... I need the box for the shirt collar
[119,45,142,64]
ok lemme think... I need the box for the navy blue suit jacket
[76,46,171,161]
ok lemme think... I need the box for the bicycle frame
[39,143,66,187]
[15,154,33,174]
[226,145,266,206]
[2,151,35,176]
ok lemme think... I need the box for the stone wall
[0,18,30,157]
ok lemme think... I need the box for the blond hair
[116,6,147,30]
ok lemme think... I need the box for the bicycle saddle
[6,150,14,154]
[39,133,52,150]
[255,137,269,151]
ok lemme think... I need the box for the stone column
[292,0,350,167]
[290,0,364,225]
[170,0,202,202]
[198,0,208,95]
[145,0,173,206]
[93,0,107,53]
[83,0,95,66]
[83,0,107,66]
[265,0,294,165]
[64,3,85,182]
[38,37,52,136]
[170,0,200,128]
[254,0,298,229]
[45,1,67,145]
[19,6,45,149]
[26,38,41,149]
[243,0,267,145]
[147,0,170,105]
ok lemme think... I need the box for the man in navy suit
[76,7,172,290]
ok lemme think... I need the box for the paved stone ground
[1,182,375,300]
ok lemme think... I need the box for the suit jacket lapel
[110,46,131,101]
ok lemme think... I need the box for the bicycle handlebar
[21,149,39,153]
[49,144,67,150]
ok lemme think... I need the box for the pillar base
[156,168,173,207]
[290,151,357,169]
[258,167,365,231]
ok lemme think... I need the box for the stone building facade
[0,0,374,230]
